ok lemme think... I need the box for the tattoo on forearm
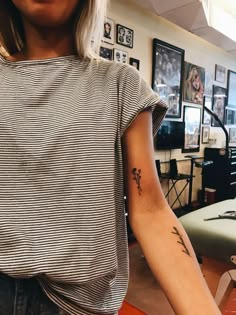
[172,227,191,257]
[132,168,142,195]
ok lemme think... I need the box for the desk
[160,173,193,209]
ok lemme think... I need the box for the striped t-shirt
[0,55,167,315]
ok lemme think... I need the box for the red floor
[119,301,146,315]
[222,288,236,314]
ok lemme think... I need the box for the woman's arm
[122,109,221,315]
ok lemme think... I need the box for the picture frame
[129,57,140,70]
[113,48,128,64]
[202,126,210,144]
[202,95,212,125]
[227,70,236,108]
[183,62,205,105]
[102,18,115,45]
[182,106,201,153]
[215,64,227,84]
[99,46,113,61]
[211,85,227,127]
[116,24,134,48]
[225,108,236,125]
[229,127,236,144]
[152,38,185,118]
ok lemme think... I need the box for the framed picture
[225,108,236,125]
[215,64,227,84]
[116,24,134,48]
[183,62,205,105]
[212,85,227,127]
[229,127,236,144]
[152,38,185,118]
[202,126,210,144]
[129,57,140,70]
[102,18,115,45]
[204,70,214,97]
[99,46,113,60]
[202,96,212,125]
[113,48,128,64]
[227,70,236,108]
[182,106,201,153]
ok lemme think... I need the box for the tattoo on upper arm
[132,168,142,195]
[172,227,191,257]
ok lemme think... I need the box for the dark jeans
[0,273,67,315]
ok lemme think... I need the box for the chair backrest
[169,159,178,177]
[155,160,161,177]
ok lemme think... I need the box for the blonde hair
[0,0,108,59]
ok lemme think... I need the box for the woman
[0,1,220,314]
[185,66,204,104]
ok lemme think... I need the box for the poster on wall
[183,62,205,105]
[211,85,227,127]
[102,17,115,45]
[202,96,212,125]
[215,64,227,84]
[182,106,201,153]
[152,38,185,119]
[227,70,236,108]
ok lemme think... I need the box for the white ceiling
[134,0,236,55]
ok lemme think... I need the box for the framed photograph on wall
[229,127,236,144]
[202,126,210,144]
[225,109,236,125]
[215,64,227,84]
[102,18,115,45]
[182,106,201,153]
[152,38,185,118]
[212,85,227,127]
[202,95,212,125]
[183,62,205,105]
[227,70,236,108]
[129,57,140,70]
[116,24,134,48]
[113,48,128,64]
[99,46,113,60]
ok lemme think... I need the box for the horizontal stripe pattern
[0,55,167,314]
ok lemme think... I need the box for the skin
[122,110,221,314]
[9,0,79,61]
[6,2,221,314]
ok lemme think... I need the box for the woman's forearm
[129,207,221,315]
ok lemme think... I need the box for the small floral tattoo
[132,168,142,195]
[172,227,191,257]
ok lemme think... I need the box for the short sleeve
[118,65,168,137]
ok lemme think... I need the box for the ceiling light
[201,0,236,42]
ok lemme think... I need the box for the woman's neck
[11,19,76,61]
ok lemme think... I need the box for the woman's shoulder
[89,58,138,79]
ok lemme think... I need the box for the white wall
[107,0,236,206]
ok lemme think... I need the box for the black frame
[99,46,113,60]
[227,70,236,108]
[225,108,236,125]
[116,24,134,48]
[129,57,140,70]
[152,38,185,118]
[211,85,227,127]
[182,106,201,153]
